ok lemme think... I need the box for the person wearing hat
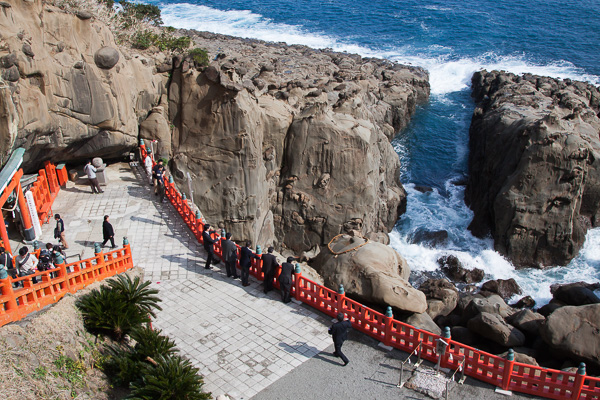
[261,246,279,294]
[329,312,352,366]
[279,256,295,303]
[202,224,220,269]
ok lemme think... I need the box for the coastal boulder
[438,255,484,283]
[466,70,600,267]
[480,278,522,301]
[505,309,545,337]
[94,47,120,69]
[312,235,426,313]
[467,312,526,347]
[405,312,441,335]
[550,282,600,306]
[419,279,458,319]
[540,304,600,369]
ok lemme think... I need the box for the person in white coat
[144,150,154,185]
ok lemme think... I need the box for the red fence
[0,244,134,327]
[140,143,600,400]
[29,161,61,224]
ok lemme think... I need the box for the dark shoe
[99,191,104,193]
[343,361,349,366]
[243,283,250,287]
[204,266,213,270]
[233,276,239,279]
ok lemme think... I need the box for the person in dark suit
[221,232,238,278]
[279,256,295,303]
[329,312,352,366]
[101,215,116,248]
[261,246,278,294]
[202,224,219,269]
[240,241,259,286]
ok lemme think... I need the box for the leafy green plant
[33,366,48,380]
[119,1,163,28]
[189,48,210,68]
[127,355,211,400]
[99,0,115,8]
[76,275,161,341]
[53,354,86,386]
[132,30,157,50]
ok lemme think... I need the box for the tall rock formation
[0,0,165,168]
[168,33,429,251]
[466,70,600,267]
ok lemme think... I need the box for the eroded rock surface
[466,70,600,267]
[312,234,426,313]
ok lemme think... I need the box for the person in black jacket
[221,232,238,278]
[279,256,295,303]
[240,241,259,286]
[202,224,220,269]
[101,215,116,248]
[261,246,279,294]
[329,312,352,366]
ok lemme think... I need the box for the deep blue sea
[147,0,600,304]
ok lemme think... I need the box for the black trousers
[280,280,292,303]
[102,236,115,248]
[225,259,238,278]
[89,178,102,193]
[241,263,250,285]
[334,342,349,364]
[263,271,275,293]
[205,248,216,269]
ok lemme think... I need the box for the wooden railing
[140,142,600,400]
[0,244,134,327]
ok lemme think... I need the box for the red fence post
[337,284,345,315]
[572,363,586,400]
[501,348,515,391]
[384,306,393,346]
[1,277,18,321]
[294,263,302,301]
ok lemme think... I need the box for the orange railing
[0,244,134,327]
[140,142,600,400]
[29,162,61,224]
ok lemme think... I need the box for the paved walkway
[18,162,332,399]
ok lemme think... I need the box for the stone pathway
[14,162,332,399]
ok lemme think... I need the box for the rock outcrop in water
[466,70,600,267]
[168,31,430,251]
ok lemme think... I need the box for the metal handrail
[397,341,423,388]
[445,355,467,400]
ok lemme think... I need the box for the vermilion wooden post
[337,284,346,315]
[0,277,18,322]
[293,263,303,301]
[572,363,586,400]
[384,306,393,346]
[501,349,515,391]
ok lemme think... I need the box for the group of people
[144,151,168,203]
[202,225,297,304]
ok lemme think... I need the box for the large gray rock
[466,70,600,267]
[464,294,516,320]
[405,312,441,335]
[550,282,600,306]
[419,279,458,319]
[94,47,120,69]
[505,309,545,336]
[140,107,172,157]
[480,278,522,301]
[312,235,426,313]
[540,304,600,369]
[467,312,526,347]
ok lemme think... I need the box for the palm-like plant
[76,275,161,341]
[108,275,162,318]
[127,355,211,400]
[131,326,178,360]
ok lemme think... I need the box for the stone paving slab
[16,162,333,400]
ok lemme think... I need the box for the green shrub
[99,0,114,9]
[127,355,211,400]
[189,48,210,68]
[119,1,163,28]
[132,30,157,50]
[76,275,161,341]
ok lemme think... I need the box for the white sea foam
[159,3,600,95]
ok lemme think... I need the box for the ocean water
[150,0,600,305]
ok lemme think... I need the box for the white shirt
[15,253,38,273]
[144,155,153,170]
[84,163,97,179]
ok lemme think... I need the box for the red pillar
[16,181,35,241]
[0,212,11,254]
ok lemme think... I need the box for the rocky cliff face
[0,0,165,168]
[168,32,430,251]
[466,70,600,267]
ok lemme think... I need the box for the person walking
[101,215,116,248]
[279,256,295,303]
[261,246,279,294]
[156,164,167,203]
[144,150,154,185]
[54,214,68,249]
[84,160,103,194]
[152,159,164,194]
[221,232,238,278]
[202,224,219,269]
[329,312,352,366]
[0,246,16,279]
[240,241,259,286]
